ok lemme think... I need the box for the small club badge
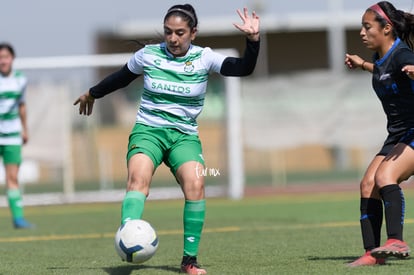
[184,61,194,73]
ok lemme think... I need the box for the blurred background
[1,0,413,204]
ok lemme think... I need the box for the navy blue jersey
[372,38,414,136]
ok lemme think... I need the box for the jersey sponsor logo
[151,81,191,94]
[154,59,162,66]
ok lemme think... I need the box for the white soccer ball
[114,219,159,263]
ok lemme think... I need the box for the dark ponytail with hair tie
[373,1,414,50]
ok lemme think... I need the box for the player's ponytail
[398,11,414,50]
[371,1,414,50]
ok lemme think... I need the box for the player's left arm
[233,7,260,42]
[220,7,260,77]
[18,103,28,144]
[402,65,414,79]
[398,49,414,80]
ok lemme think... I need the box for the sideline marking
[2,220,414,243]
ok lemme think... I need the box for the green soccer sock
[121,191,146,225]
[7,189,24,220]
[183,199,206,257]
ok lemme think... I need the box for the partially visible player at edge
[74,4,260,274]
[0,43,34,229]
[345,1,414,267]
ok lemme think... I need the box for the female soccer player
[0,43,33,229]
[74,4,260,274]
[345,1,414,266]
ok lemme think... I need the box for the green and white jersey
[127,43,227,135]
[0,70,27,145]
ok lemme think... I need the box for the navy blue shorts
[377,129,414,156]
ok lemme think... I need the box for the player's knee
[360,177,375,196]
[182,178,205,200]
[6,181,18,190]
[374,169,394,188]
[6,175,18,189]
[127,174,150,195]
[192,178,205,191]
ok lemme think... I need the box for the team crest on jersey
[184,61,194,73]
[154,59,161,66]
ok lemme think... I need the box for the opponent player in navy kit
[345,1,414,267]
[74,4,260,274]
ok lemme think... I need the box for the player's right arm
[74,64,140,116]
[345,53,373,73]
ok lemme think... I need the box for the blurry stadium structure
[0,0,402,206]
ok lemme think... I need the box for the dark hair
[369,1,414,49]
[164,4,198,29]
[129,4,198,51]
[0,42,15,57]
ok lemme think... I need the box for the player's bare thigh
[175,161,205,201]
[375,143,414,188]
[127,153,155,195]
[360,155,384,199]
[5,164,19,189]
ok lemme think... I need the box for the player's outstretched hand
[233,7,260,41]
[74,92,95,116]
[402,65,414,80]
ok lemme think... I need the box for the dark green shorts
[0,145,21,164]
[127,123,204,175]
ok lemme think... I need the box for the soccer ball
[114,219,159,263]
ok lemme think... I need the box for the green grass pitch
[1,189,414,274]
